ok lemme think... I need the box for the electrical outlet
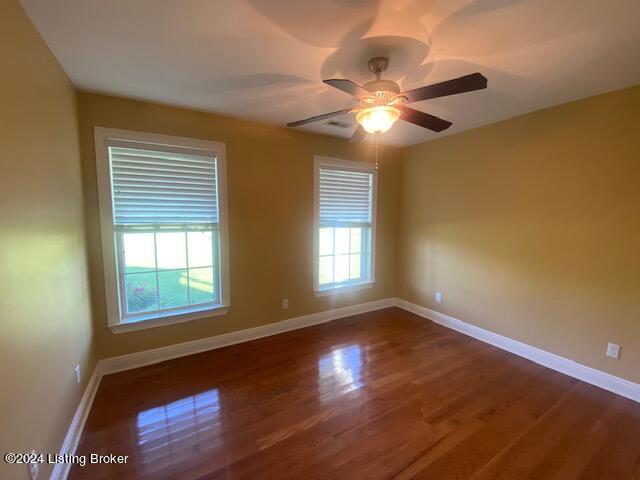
[282,298,289,309]
[606,343,620,359]
[435,292,442,303]
[28,449,39,479]
[75,364,81,384]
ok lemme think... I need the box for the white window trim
[94,127,230,333]
[313,155,377,295]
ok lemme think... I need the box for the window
[314,156,377,293]
[95,128,229,332]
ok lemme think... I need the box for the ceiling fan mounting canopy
[286,56,488,140]
[367,56,389,76]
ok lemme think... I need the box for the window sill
[108,304,229,334]
[314,281,374,297]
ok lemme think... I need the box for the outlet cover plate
[606,343,620,359]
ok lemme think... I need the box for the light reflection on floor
[318,345,364,397]
[136,389,222,474]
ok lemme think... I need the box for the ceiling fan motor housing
[363,79,400,94]
[361,79,403,106]
[361,57,400,105]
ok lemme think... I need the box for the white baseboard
[394,298,640,404]
[53,297,394,478]
[99,297,395,374]
[51,364,103,480]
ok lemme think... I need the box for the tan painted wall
[0,2,95,479]
[76,92,401,358]
[397,86,640,383]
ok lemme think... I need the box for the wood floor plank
[469,382,613,480]
[69,307,640,479]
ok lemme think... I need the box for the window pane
[189,267,215,305]
[123,233,156,273]
[350,228,361,254]
[158,269,188,309]
[349,254,361,280]
[156,232,187,270]
[319,227,333,256]
[335,254,349,282]
[319,256,333,285]
[187,231,213,268]
[125,272,158,314]
[335,227,350,255]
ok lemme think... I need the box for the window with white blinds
[314,157,377,293]
[109,146,219,226]
[319,167,373,225]
[95,128,229,332]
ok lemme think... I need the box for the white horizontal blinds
[109,146,218,227]
[319,167,373,225]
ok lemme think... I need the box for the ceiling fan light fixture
[356,105,401,134]
[287,56,488,140]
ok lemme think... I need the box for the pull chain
[375,133,379,171]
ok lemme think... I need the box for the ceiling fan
[287,57,487,141]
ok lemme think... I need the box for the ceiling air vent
[326,120,352,129]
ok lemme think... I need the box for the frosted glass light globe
[356,106,401,134]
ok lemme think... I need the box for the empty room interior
[2,0,640,479]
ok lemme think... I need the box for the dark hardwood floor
[71,307,640,479]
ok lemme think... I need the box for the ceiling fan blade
[323,79,370,98]
[401,73,487,103]
[401,107,452,132]
[287,108,353,127]
[350,125,367,142]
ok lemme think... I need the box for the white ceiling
[21,0,640,146]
